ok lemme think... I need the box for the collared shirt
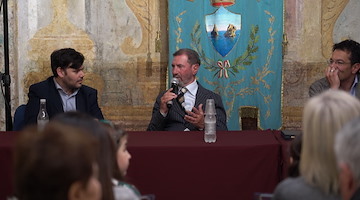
[159,80,199,117]
[53,78,79,112]
[350,75,359,96]
[181,80,198,111]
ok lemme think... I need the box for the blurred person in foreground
[309,39,360,98]
[101,120,150,200]
[273,90,360,200]
[24,48,104,126]
[52,111,116,200]
[147,48,227,131]
[287,133,302,178]
[14,122,101,200]
[335,117,360,200]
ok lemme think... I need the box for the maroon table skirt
[0,130,290,200]
[126,130,287,200]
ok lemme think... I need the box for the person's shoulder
[29,77,53,89]
[198,82,218,94]
[198,83,222,101]
[273,177,308,200]
[274,177,340,200]
[113,181,141,200]
[80,84,98,93]
[275,177,302,190]
[310,77,329,88]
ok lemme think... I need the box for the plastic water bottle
[204,99,217,143]
[204,114,216,143]
[37,99,49,131]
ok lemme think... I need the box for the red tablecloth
[126,130,288,200]
[0,130,290,200]
[0,131,17,200]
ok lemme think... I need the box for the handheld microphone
[167,77,179,108]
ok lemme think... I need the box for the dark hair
[50,48,85,77]
[99,120,128,181]
[288,133,302,177]
[173,48,201,66]
[333,39,360,65]
[52,111,115,200]
[14,122,98,200]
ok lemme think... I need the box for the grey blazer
[147,82,228,131]
[309,74,360,99]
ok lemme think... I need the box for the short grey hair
[335,117,360,182]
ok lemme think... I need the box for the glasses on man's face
[327,59,352,66]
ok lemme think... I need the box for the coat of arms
[205,6,241,57]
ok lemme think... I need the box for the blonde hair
[300,89,360,195]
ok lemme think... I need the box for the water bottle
[204,99,217,143]
[37,99,49,131]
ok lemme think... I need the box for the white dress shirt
[182,80,198,111]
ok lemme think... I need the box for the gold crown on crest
[211,0,235,7]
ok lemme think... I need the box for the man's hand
[184,104,205,130]
[160,88,177,115]
[326,66,340,89]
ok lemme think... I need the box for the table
[126,130,289,200]
[0,130,290,200]
[0,132,17,200]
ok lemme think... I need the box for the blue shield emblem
[205,7,242,57]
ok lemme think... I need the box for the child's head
[115,129,131,176]
[288,133,302,177]
[100,120,132,178]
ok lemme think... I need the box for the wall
[0,0,357,131]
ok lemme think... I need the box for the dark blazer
[24,76,104,126]
[147,82,228,131]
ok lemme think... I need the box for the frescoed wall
[0,0,357,131]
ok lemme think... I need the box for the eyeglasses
[327,59,352,66]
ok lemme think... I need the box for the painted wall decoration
[169,0,283,130]
[333,0,360,43]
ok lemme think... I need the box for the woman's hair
[99,119,128,181]
[14,122,98,200]
[300,89,360,195]
[52,111,115,200]
[288,133,302,177]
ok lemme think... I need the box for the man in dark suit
[147,48,227,131]
[24,48,104,126]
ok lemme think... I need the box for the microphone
[167,77,179,108]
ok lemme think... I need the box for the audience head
[333,39,360,66]
[288,133,302,177]
[100,120,131,179]
[300,89,360,195]
[335,117,360,200]
[14,122,101,200]
[50,48,85,77]
[52,111,116,200]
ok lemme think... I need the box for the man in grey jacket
[309,39,360,98]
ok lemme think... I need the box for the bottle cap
[40,99,46,103]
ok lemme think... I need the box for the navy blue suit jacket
[24,76,104,126]
[147,82,228,131]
